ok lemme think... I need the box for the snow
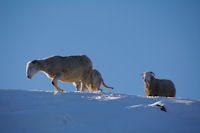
[0,89,200,133]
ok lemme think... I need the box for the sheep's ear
[141,73,144,79]
[32,60,39,64]
[140,72,144,77]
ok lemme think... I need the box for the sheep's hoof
[57,88,64,92]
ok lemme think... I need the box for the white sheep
[26,55,93,92]
[73,69,114,92]
[141,71,176,97]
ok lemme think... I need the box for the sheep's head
[26,60,40,79]
[141,71,155,84]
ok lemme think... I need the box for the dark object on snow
[156,104,167,112]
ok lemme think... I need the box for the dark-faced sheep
[141,71,176,97]
[73,69,114,92]
[26,55,93,92]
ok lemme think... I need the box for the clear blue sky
[1,0,200,99]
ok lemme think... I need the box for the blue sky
[1,0,200,99]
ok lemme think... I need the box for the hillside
[0,89,200,133]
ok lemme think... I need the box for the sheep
[26,55,93,92]
[73,69,114,92]
[141,71,176,97]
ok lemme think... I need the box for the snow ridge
[0,89,200,133]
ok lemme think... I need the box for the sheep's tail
[101,79,114,89]
[172,83,176,97]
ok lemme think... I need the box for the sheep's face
[26,60,40,79]
[142,72,154,83]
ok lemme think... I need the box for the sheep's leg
[90,88,94,93]
[88,86,94,93]
[75,82,81,91]
[52,76,64,92]
[80,82,87,92]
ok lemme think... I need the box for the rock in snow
[0,89,200,133]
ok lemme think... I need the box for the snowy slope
[0,89,200,133]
